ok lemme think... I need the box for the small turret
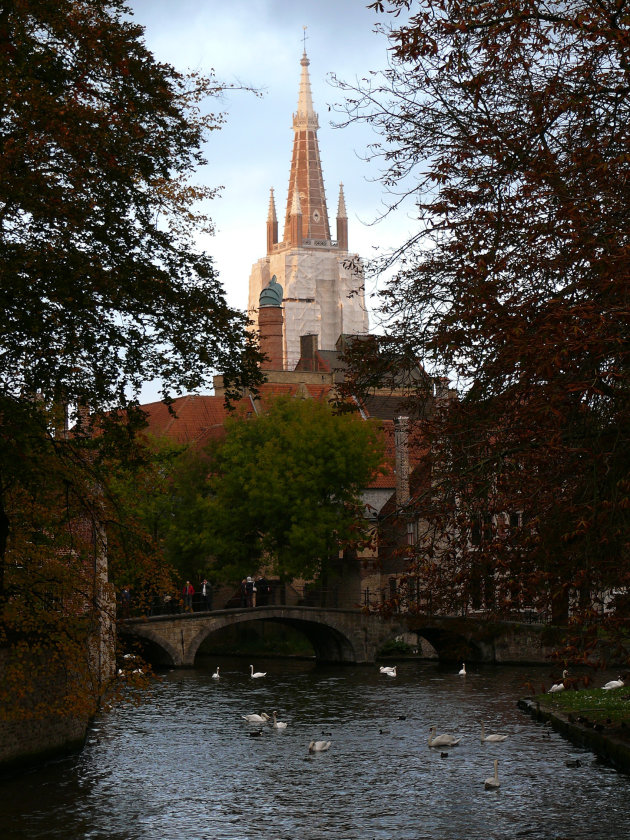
[336,183,348,251]
[266,188,278,253]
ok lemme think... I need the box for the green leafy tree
[107,434,215,596]
[206,397,386,585]
[0,0,262,728]
[335,1,630,647]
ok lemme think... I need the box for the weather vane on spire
[302,25,308,52]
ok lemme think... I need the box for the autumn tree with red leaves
[0,0,262,734]
[336,0,630,657]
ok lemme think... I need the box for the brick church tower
[248,50,369,369]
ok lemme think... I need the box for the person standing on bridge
[245,576,255,608]
[182,580,195,611]
[200,578,212,611]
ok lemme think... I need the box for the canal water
[2,659,629,840]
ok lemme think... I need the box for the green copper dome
[259,275,283,307]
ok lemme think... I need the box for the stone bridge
[119,606,552,667]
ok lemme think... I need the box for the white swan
[379,665,397,676]
[242,712,270,723]
[549,669,568,693]
[481,722,508,743]
[459,663,466,676]
[428,726,461,748]
[249,665,266,679]
[484,759,500,790]
[603,676,624,690]
[212,667,220,679]
[309,740,331,752]
[272,711,288,730]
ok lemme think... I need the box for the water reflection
[1,659,628,839]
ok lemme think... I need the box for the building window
[509,512,521,529]
[407,520,417,546]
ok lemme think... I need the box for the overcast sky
[127,1,414,312]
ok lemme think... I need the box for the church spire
[284,50,330,245]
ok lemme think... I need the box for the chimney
[300,333,319,370]
[394,416,410,508]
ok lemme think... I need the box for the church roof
[136,385,407,491]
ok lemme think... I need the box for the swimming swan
[242,712,269,723]
[428,726,461,748]
[379,665,397,676]
[212,667,220,679]
[549,670,568,693]
[603,676,624,690]
[309,740,331,752]
[459,663,466,676]
[272,711,288,730]
[481,722,508,743]
[249,665,266,679]
[484,759,500,790]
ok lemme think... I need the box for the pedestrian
[182,580,194,611]
[200,578,213,611]
[240,577,247,608]
[256,577,269,607]
[245,576,255,608]
[120,585,131,619]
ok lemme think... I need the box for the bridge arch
[120,606,407,667]
[119,608,549,668]
[188,612,356,665]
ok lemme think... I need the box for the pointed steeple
[337,182,347,218]
[284,50,330,245]
[266,187,278,253]
[336,182,348,251]
[267,187,278,223]
[294,51,319,131]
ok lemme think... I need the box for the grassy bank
[532,687,630,731]
[519,685,630,772]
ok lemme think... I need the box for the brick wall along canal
[1,659,629,840]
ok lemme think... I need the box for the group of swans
[242,710,288,729]
[428,726,504,790]
[379,662,467,678]
[241,710,328,750]
[428,723,507,747]
[211,664,266,679]
[545,669,626,693]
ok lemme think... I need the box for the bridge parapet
[120,605,407,667]
[119,607,553,668]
